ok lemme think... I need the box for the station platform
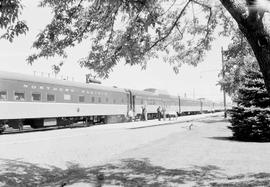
[87,112,224,130]
[1,112,224,134]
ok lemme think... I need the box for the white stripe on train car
[0,102,127,119]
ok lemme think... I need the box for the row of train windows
[136,99,156,105]
[0,91,123,103]
[136,99,178,105]
[23,84,109,96]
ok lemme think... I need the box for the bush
[229,107,270,141]
[228,68,270,141]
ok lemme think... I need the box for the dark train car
[0,71,129,128]
[128,89,163,119]
[135,89,179,118]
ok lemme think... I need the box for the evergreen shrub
[228,68,270,141]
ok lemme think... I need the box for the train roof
[0,71,127,93]
[129,89,160,98]
[132,89,203,102]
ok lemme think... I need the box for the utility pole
[178,95,181,115]
[221,47,227,118]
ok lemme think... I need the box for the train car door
[126,90,135,112]
[126,93,130,112]
[132,95,135,112]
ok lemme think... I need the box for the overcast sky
[0,1,231,102]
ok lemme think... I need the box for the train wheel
[0,122,5,133]
[29,119,44,129]
[18,120,23,131]
[8,119,24,130]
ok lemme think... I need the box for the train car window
[79,96,85,102]
[32,93,41,101]
[47,94,55,102]
[91,97,95,103]
[14,92,25,101]
[98,97,101,103]
[0,91,7,100]
[64,94,71,101]
[106,98,109,103]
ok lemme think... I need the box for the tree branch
[145,0,191,53]
[191,0,212,40]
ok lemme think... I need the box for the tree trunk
[220,0,270,94]
[242,27,270,94]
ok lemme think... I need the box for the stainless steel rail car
[0,71,128,129]
[0,71,224,132]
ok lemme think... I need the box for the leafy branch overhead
[0,0,28,42]
[2,0,270,95]
[26,0,228,78]
[218,29,257,97]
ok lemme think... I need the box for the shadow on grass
[208,136,270,143]
[208,136,235,141]
[198,118,229,124]
[0,158,270,187]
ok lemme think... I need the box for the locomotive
[0,71,223,132]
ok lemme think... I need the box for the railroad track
[0,122,101,135]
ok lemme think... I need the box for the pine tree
[229,67,270,141]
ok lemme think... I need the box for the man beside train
[162,106,166,121]
[157,106,162,121]
[141,106,148,121]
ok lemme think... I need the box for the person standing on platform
[162,106,166,120]
[144,105,148,121]
[141,106,145,121]
[128,109,133,122]
[157,106,161,121]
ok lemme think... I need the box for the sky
[0,1,231,102]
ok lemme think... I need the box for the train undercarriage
[0,110,221,134]
[0,114,127,133]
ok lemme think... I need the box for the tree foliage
[229,66,270,142]
[25,0,233,78]
[1,0,270,94]
[0,0,28,42]
[218,29,257,97]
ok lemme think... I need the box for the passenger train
[0,71,224,132]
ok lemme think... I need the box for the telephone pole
[221,47,227,118]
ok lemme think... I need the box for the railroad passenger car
[0,71,225,132]
[128,89,163,119]
[0,71,128,128]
